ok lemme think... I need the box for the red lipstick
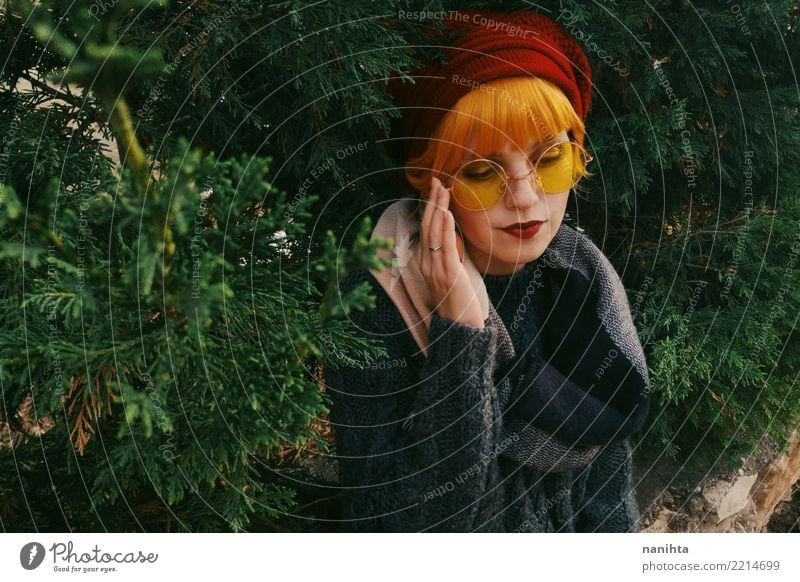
[500,220,545,239]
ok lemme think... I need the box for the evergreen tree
[1,0,798,531]
[0,0,392,531]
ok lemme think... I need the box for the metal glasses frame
[443,140,594,210]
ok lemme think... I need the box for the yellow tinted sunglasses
[443,141,593,211]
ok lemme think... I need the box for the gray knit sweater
[326,259,642,533]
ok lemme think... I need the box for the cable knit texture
[326,251,645,532]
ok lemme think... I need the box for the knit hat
[385,9,592,167]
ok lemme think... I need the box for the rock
[702,474,758,524]
[702,479,725,506]
[686,517,702,533]
[643,508,678,533]
[687,495,704,514]
[637,428,800,532]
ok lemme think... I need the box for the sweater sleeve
[505,262,650,449]
[327,273,507,532]
[505,355,633,447]
[575,438,641,532]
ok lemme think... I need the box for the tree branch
[19,71,89,111]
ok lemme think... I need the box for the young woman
[325,10,651,532]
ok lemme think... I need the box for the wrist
[435,305,485,329]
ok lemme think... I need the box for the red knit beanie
[385,9,592,166]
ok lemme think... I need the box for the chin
[493,245,545,267]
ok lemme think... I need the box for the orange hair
[404,76,589,200]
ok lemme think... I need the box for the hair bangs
[404,76,585,197]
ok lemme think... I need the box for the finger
[430,189,460,294]
[423,177,446,244]
[437,184,456,257]
[420,176,438,250]
[439,208,459,267]
[427,182,445,253]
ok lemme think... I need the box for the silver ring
[428,245,441,252]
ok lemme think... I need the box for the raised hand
[419,177,484,329]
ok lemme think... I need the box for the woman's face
[443,130,571,276]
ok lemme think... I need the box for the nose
[504,165,542,211]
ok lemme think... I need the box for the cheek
[451,209,493,246]
[543,193,569,223]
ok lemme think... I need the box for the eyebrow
[461,138,563,163]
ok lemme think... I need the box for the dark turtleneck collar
[481,258,544,304]
[480,258,551,353]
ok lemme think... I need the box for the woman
[325,9,651,532]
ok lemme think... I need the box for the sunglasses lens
[451,159,506,211]
[536,142,590,194]
[447,143,592,210]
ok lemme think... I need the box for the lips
[501,220,545,231]
[500,220,545,240]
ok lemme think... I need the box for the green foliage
[0,0,391,531]
[1,0,798,531]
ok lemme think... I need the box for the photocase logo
[20,542,46,570]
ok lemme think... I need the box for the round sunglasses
[442,141,593,211]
